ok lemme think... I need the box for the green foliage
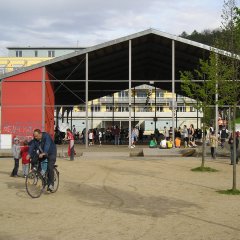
[191,167,218,172]
[179,29,223,47]
[235,118,240,123]
[217,189,240,195]
[180,53,220,125]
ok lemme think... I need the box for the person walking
[10,137,21,177]
[182,125,189,148]
[114,125,120,145]
[209,131,219,159]
[64,129,75,160]
[98,130,103,146]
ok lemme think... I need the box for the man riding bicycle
[27,129,57,192]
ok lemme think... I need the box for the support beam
[155,86,157,131]
[215,54,218,154]
[71,108,73,130]
[134,87,136,127]
[112,94,115,127]
[128,40,132,148]
[172,40,175,147]
[85,53,89,148]
[42,67,46,131]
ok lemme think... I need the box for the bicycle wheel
[50,167,59,193]
[25,170,44,198]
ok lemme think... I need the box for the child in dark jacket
[21,140,30,177]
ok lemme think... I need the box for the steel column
[215,54,218,153]
[85,53,89,148]
[172,40,175,146]
[128,40,132,148]
[42,67,46,131]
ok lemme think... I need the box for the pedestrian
[228,132,239,165]
[64,129,75,160]
[163,126,169,140]
[188,124,197,147]
[209,131,219,159]
[89,130,93,146]
[182,125,189,148]
[20,140,30,177]
[10,137,21,177]
[220,125,228,148]
[99,130,102,146]
[131,127,138,148]
[114,125,120,145]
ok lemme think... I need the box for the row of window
[77,105,195,112]
[15,50,55,58]
[117,91,187,98]
[117,91,164,98]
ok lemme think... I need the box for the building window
[156,106,164,112]
[48,50,55,57]
[189,106,196,112]
[156,91,164,98]
[137,91,147,98]
[115,105,129,112]
[106,105,113,112]
[16,50,22,57]
[91,104,101,112]
[118,91,128,98]
[34,50,38,57]
[177,106,186,112]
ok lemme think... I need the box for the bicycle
[25,158,59,198]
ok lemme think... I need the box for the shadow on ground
[65,182,200,218]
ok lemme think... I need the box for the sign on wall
[0,134,12,149]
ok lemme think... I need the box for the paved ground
[0,149,240,240]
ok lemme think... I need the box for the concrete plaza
[0,146,239,240]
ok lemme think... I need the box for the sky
[0,0,235,56]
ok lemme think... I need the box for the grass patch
[235,118,240,124]
[191,166,218,172]
[217,189,240,195]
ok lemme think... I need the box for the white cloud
[0,0,232,55]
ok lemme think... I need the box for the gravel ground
[0,152,240,240]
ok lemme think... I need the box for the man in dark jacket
[27,129,57,191]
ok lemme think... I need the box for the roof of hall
[1,28,230,105]
[1,28,221,80]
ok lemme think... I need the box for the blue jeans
[22,164,29,176]
[41,159,48,175]
[114,135,119,145]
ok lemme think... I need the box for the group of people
[209,125,239,164]
[11,129,57,192]
[149,124,199,149]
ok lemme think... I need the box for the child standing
[11,138,21,177]
[89,130,93,146]
[21,140,30,177]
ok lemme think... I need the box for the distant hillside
[179,29,223,47]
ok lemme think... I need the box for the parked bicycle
[25,158,59,198]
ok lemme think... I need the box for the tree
[217,0,240,192]
[181,0,240,192]
[181,53,226,170]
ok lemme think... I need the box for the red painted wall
[45,71,55,138]
[1,67,55,141]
